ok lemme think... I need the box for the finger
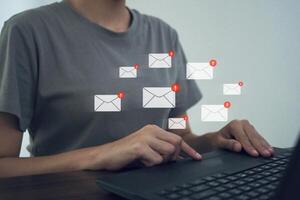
[217,136,242,152]
[181,141,202,160]
[245,128,270,157]
[252,127,274,154]
[155,130,201,160]
[243,123,273,157]
[155,130,182,160]
[157,129,202,160]
[155,129,180,144]
[229,121,259,157]
[148,138,176,161]
[140,146,164,167]
[172,140,181,161]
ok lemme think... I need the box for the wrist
[79,145,107,170]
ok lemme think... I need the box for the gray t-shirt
[0,1,202,156]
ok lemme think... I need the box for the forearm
[182,132,217,153]
[0,145,103,178]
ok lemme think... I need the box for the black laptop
[96,136,299,200]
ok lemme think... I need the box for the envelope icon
[94,95,121,112]
[168,118,186,129]
[143,87,175,108]
[149,53,171,68]
[201,105,228,122]
[223,84,241,95]
[186,62,213,79]
[119,66,137,78]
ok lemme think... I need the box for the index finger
[181,141,202,160]
[155,130,202,160]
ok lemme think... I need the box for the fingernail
[196,153,202,160]
[234,143,241,152]
[264,150,270,156]
[252,150,259,156]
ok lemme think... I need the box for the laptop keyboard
[157,152,291,200]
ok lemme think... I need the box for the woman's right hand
[88,124,202,171]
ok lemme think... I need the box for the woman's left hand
[210,120,274,157]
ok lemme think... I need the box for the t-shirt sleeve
[169,30,202,117]
[0,20,37,132]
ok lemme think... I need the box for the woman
[0,0,273,177]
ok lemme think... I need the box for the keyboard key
[283,152,292,157]
[179,190,192,196]
[261,171,271,176]
[240,185,251,191]
[230,188,242,195]
[252,174,263,179]
[166,193,181,199]
[214,186,226,192]
[268,162,279,167]
[202,176,216,181]
[261,165,271,169]
[258,192,274,200]
[190,179,205,185]
[244,170,255,175]
[212,173,227,178]
[247,191,259,197]
[277,154,287,159]
[244,177,254,182]
[277,166,286,171]
[208,181,220,187]
[270,157,280,161]
[253,167,264,172]
[249,182,261,188]
[191,190,216,199]
[207,197,221,200]
[257,187,269,193]
[226,175,239,181]
[178,197,193,200]
[190,185,209,192]
[235,195,250,200]
[224,183,236,189]
[236,172,247,178]
[266,176,278,182]
[218,192,232,198]
[258,179,269,185]
[270,169,280,173]
[234,180,246,185]
[179,183,192,189]
[217,178,230,184]
[266,184,277,190]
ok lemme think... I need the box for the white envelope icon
[186,62,213,79]
[223,84,241,95]
[143,87,175,108]
[94,95,121,112]
[119,66,137,78]
[201,105,228,122]
[149,53,171,68]
[168,118,186,129]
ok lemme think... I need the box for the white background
[0,0,299,157]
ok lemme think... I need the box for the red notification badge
[224,101,231,108]
[133,64,139,69]
[183,115,189,121]
[171,83,180,93]
[168,50,175,57]
[238,81,244,87]
[117,91,125,99]
[209,59,217,67]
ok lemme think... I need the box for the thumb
[217,137,242,152]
